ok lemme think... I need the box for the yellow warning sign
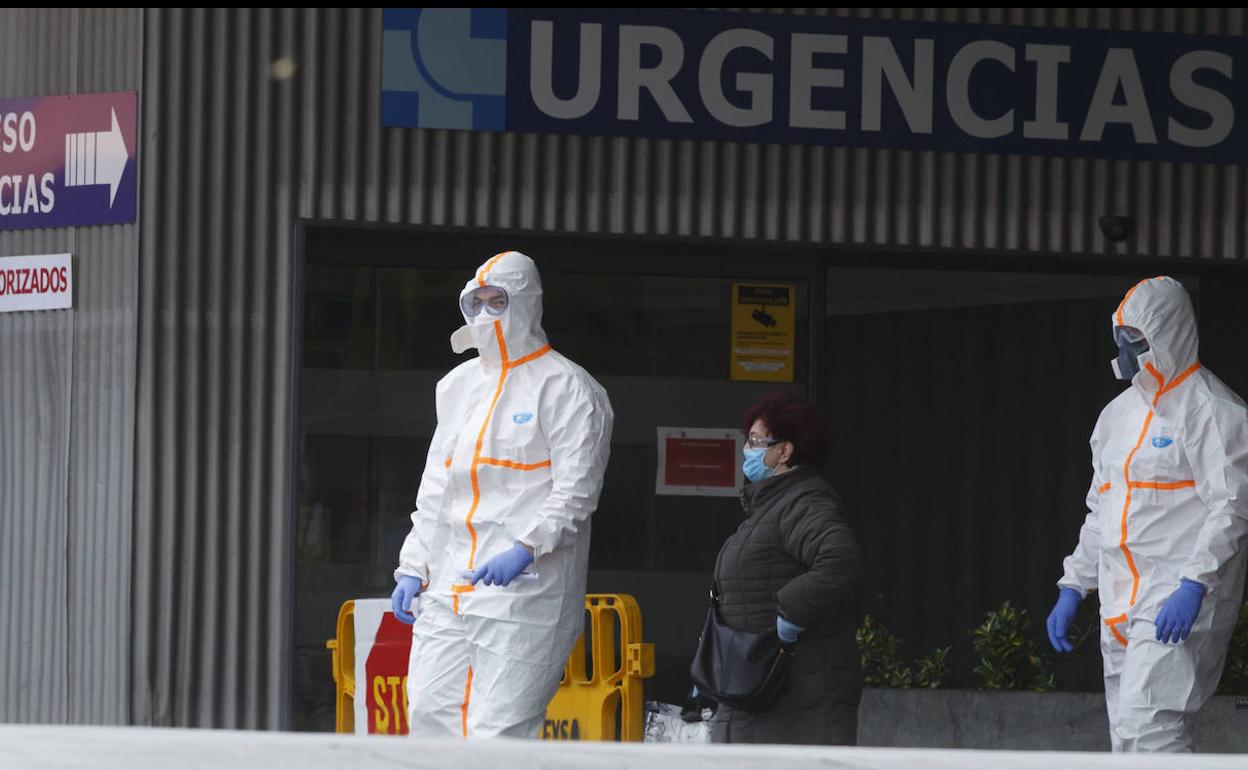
[731,283,795,382]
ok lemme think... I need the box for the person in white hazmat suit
[1047,276,1248,752]
[390,250,614,738]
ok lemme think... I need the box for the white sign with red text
[0,253,72,313]
[352,598,414,735]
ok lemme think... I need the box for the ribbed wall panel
[0,8,140,725]
[134,7,298,729]
[68,11,143,726]
[0,10,70,726]
[0,230,73,724]
[66,224,139,726]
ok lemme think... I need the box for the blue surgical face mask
[1111,327,1150,381]
[742,447,774,483]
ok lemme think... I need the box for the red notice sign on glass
[656,427,743,497]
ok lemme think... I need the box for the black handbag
[689,587,794,711]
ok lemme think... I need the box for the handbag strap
[708,533,730,606]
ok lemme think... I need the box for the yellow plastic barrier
[327,593,655,741]
[542,594,656,741]
[325,600,357,734]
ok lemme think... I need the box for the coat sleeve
[1058,486,1104,598]
[774,490,864,629]
[1059,430,1107,598]
[1180,396,1248,595]
[515,375,614,560]
[394,378,454,583]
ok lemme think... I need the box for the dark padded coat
[708,466,865,745]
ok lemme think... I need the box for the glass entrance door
[294,227,815,726]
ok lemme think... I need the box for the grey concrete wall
[859,690,1248,752]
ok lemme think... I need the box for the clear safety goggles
[460,286,509,318]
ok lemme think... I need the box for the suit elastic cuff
[1180,575,1210,596]
[394,565,428,584]
[514,529,551,561]
[1056,582,1087,600]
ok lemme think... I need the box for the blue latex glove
[470,543,535,587]
[1046,587,1082,653]
[776,615,805,645]
[1155,579,1206,644]
[391,575,424,625]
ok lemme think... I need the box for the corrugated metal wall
[0,8,141,725]
[132,8,298,728]
[0,226,72,724]
[3,6,1245,730]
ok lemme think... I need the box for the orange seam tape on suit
[461,666,474,737]
[1120,413,1151,607]
[1105,613,1129,646]
[478,457,552,471]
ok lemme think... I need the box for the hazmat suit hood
[1111,276,1200,406]
[450,251,549,368]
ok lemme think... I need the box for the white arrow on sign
[63,107,129,207]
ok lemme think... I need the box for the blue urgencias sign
[381,8,1245,165]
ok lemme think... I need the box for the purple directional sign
[0,91,137,231]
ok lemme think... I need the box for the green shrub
[971,600,1055,692]
[857,614,950,689]
[1216,604,1248,696]
[857,614,911,687]
[913,645,952,689]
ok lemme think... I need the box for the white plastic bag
[643,702,713,743]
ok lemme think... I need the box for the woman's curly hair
[741,390,828,468]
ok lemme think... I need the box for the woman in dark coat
[709,390,865,745]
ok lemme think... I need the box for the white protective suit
[1059,276,1248,752]
[394,251,614,738]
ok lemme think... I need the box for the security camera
[1099,215,1133,243]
